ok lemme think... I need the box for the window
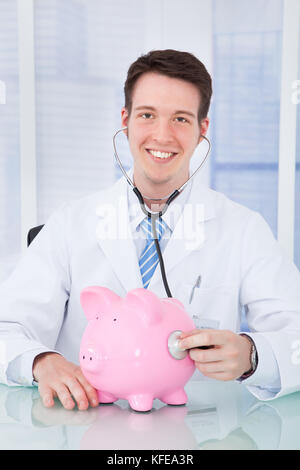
[211,0,283,238]
[34,0,148,223]
[0,0,20,283]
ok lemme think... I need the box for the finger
[38,384,55,408]
[198,370,234,382]
[64,377,90,410]
[195,361,225,375]
[179,329,199,339]
[189,347,224,363]
[54,384,76,410]
[179,330,226,350]
[76,373,99,407]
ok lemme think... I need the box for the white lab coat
[0,173,300,400]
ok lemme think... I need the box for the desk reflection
[0,380,299,450]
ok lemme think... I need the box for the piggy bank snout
[80,346,102,372]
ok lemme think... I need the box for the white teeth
[148,150,174,159]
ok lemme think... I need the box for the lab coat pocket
[182,283,240,331]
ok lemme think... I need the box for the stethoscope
[113,127,212,360]
[113,126,211,299]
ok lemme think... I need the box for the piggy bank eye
[113,318,117,321]
[96,315,99,320]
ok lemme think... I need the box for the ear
[125,288,163,327]
[80,286,120,321]
[197,117,210,144]
[121,107,129,137]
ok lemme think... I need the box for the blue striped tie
[139,217,168,289]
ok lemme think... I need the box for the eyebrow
[134,105,196,119]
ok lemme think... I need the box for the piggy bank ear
[80,286,120,320]
[125,288,163,327]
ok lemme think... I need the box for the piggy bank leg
[128,394,153,412]
[160,388,188,406]
[97,390,118,404]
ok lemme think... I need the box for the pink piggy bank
[79,287,196,412]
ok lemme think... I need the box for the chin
[145,171,173,186]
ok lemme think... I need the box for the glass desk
[0,379,299,450]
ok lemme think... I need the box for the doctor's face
[121,72,209,194]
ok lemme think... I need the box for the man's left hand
[178,329,253,381]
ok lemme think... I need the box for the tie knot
[140,217,167,241]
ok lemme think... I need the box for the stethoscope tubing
[112,127,211,297]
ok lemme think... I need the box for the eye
[113,318,117,321]
[175,116,188,123]
[141,113,153,119]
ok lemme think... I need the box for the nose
[80,346,101,372]
[152,118,175,145]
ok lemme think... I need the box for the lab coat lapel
[95,176,143,292]
[149,181,216,288]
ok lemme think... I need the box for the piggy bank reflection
[80,403,197,450]
[79,287,195,412]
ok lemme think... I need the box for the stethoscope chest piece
[167,330,188,360]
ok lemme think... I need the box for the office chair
[27,225,44,247]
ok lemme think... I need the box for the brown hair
[124,49,213,123]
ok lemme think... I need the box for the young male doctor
[0,50,300,411]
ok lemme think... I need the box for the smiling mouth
[146,149,178,161]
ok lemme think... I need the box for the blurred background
[0,0,299,283]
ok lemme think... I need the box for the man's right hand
[32,352,99,410]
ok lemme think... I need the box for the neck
[133,170,187,211]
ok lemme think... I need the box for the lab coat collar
[95,170,216,292]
